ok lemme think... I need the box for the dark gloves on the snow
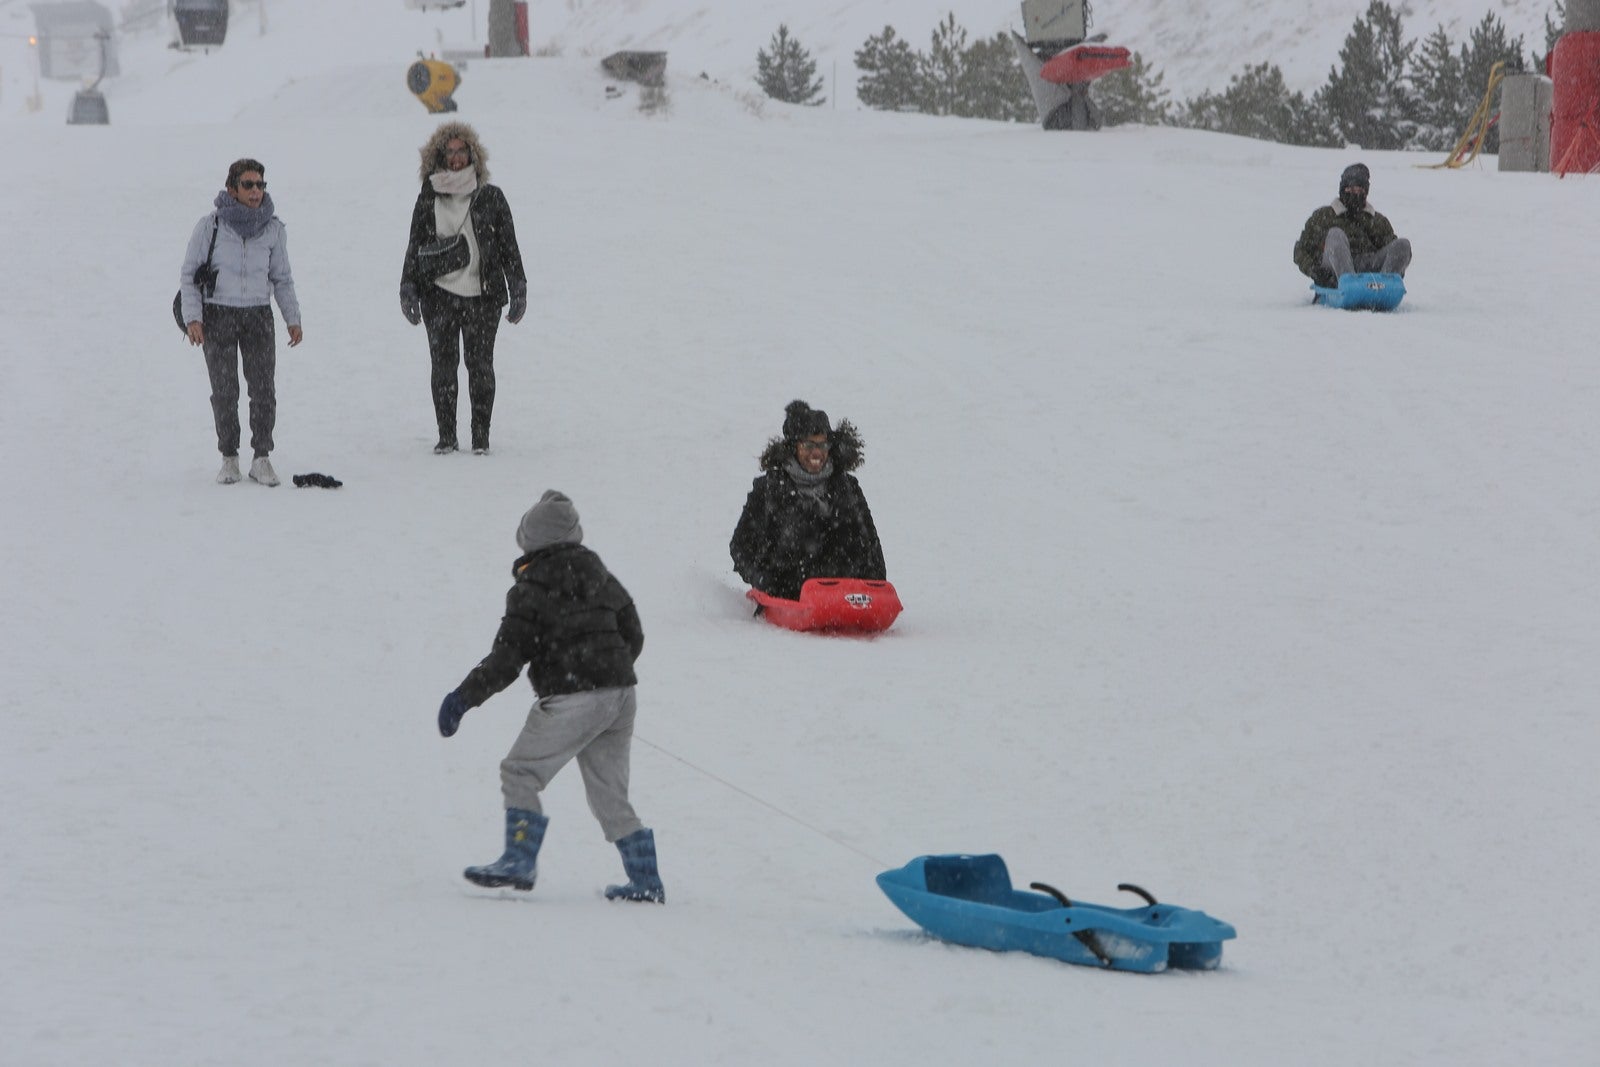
[438,690,468,738]
[400,284,422,326]
[291,472,343,488]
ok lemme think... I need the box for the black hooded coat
[729,424,887,600]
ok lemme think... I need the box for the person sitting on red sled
[730,399,887,603]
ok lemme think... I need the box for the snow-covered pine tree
[1180,62,1334,146]
[1410,26,1465,150]
[957,32,1034,121]
[1315,0,1419,150]
[756,24,825,106]
[1095,51,1173,127]
[918,13,968,116]
[1541,1,1567,63]
[855,26,921,111]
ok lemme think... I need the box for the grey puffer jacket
[178,211,301,326]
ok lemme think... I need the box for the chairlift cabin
[172,0,228,49]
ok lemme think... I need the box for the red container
[1550,31,1600,175]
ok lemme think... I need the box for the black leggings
[202,304,276,458]
[421,288,501,448]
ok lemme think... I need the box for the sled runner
[746,578,902,634]
[876,854,1236,973]
[1310,272,1406,311]
[1039,42,1132,84]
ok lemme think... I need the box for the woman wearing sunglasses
[178,157,303,487]
[730,399,888,601]
[398,122,528,456]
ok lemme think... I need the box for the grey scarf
[784,457,834,516]
[213,190,276,239]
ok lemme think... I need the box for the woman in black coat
[399,121,527,455]
[730,400,887,601]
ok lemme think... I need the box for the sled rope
[635,733,889,867]
[1422,60,1505,170]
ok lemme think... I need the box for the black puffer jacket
[729,422,887,600]
[457,543,643,705]
[401,182,526,307]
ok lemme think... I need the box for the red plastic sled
[746,578,903,634]
[1040,44,1131,84]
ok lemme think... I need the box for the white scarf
[429,167,478,196]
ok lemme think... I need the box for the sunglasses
[796,440,830,453]
[236,180,267,191]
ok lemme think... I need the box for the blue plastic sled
[1311,271,1406,311]
[876,854,1236,973]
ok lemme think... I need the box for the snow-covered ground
[3,2,1597,1064]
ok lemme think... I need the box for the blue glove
[438,690,468,738]
[400,284,422,326]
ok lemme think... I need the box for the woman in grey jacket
[179,158,303,486]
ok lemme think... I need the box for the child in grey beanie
[516,489,583,554]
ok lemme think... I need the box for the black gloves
[506,281,527,325]
[400,284,422,325]
[438,690,467,738]
[291,472,343,488]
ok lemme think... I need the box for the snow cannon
[407,58,461,113]
[1550,0,1600,175]
[1010,0,1131,130]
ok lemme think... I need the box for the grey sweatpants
[500,686,644,842]
[1322,229,1412,279]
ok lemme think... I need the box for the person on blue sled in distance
[1292,162,1412,289]
[730,399,887,606]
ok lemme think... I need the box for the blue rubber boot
[605,828,665,903]
[464,808,547,891]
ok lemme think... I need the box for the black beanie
[782,400,830,441]
[1340,162,1371,190]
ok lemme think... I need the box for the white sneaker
[216,456,242,484]
[248,456,279,487]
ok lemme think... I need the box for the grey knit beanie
[516,490,583,553]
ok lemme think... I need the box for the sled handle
[1028,881,1073,907]
[1030,882,1112,965]
[1117,883,1157,906]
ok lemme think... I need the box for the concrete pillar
[1499,74,1553,172]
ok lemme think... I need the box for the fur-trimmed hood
[758,419,867,473]
[418,121,491,185]
[1328,197,1377,217]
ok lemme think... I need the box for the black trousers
[202,304,276,458]
[421,288,500,448]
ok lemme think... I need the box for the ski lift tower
[1009,0,1130,130]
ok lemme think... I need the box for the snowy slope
[2,2,1599,1065]
[0,0,1559,120]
